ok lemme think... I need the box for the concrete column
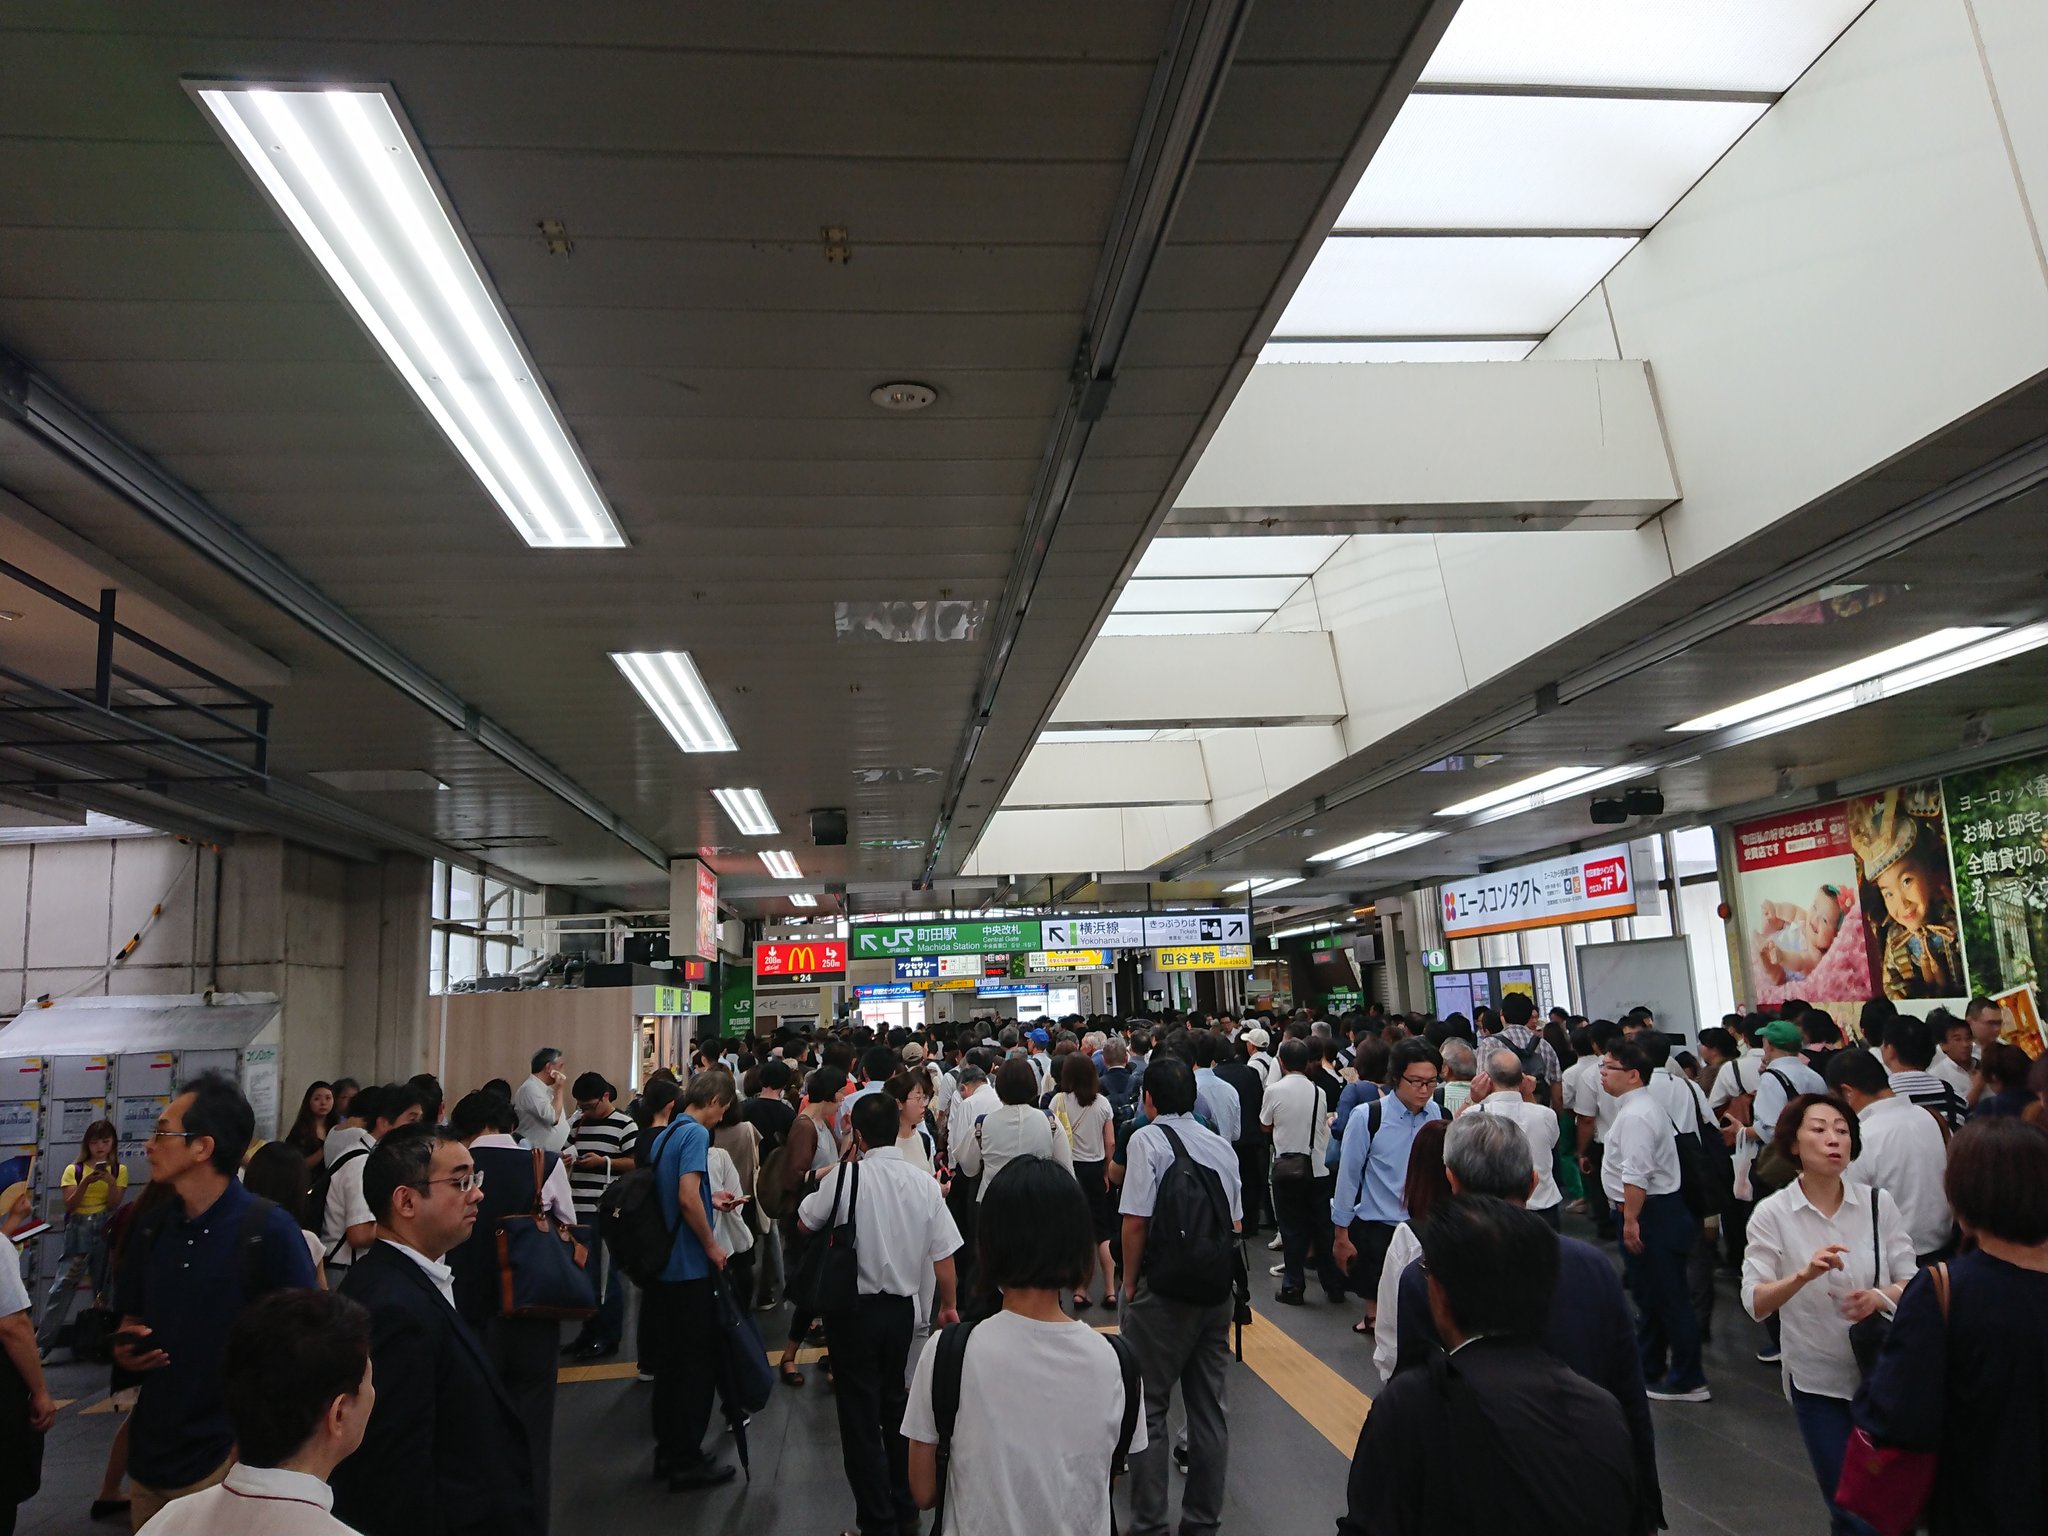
[343,853,432,1083]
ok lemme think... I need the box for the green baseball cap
[1761,1020,1804,1051]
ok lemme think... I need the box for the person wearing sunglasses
[330,1126,538,1536]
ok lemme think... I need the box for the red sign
[754,940,846,984]
[679,957,708,982]
[1732,803,1852,872]
[1582,855,1628,899]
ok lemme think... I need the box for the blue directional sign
[895,956,940,980]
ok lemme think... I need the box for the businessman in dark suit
[332,1125,540,1536]
[1391,1112,1663,1536]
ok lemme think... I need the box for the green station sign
[852,918,1044,959]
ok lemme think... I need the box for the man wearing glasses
[1330,1040,1445,1331]
[332,1125,539,1536]
[110,1075,317,1531]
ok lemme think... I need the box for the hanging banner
[1027,949,1114,971]
[1440,844,1636,940]
[852,919,1041,958]
[721,975,754,1037]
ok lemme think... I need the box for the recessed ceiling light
[1437,766,1599,817]
[1331,828,1448,870]
[1671,627,2003,733]
[189,83,624,550]
[711,787,777,837]
[869,381,937,412]
[611,652,737,753]
[760,849,802,879]
[788,893,818,909]
[1223,877,1305,895]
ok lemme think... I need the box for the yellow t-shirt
[62,1159,128,1216]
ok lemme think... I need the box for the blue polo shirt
[1330,1095,1443,1227]
[113,1178,316,1487]
[654,1116,715,1283]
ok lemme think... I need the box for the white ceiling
[0,2,1449,913]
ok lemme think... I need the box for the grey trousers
[1120,1281,1232,1536]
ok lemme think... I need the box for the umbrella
[709,1269,774,1481]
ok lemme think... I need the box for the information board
[852,919,1041,958]
[1440,844,1636,939]
[1154,944,1253,971]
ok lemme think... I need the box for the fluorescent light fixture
[1135,536,1345,581]
[1223,877,1304,895]
[1703,622,2048,746]
[1114,576,1307,613]
[711,787,777,837]
[190,83,624,550]
[1420,0,1875,94]
[1332,828,1447,870]
[1275,236,1637,339]
[611,652,736,753]
[760,850,803,879]
[788,893,818,909]
[1100,613,1272,637]
[1259,339,1538,364]
[1310,830,1404,864]
[1671,627,2002,733]
[1437,766,1598,816]
[1271,919,1345,940]
[1339,94,1766,233]
[1040,729,1160,744]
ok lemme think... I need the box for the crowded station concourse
[10,4,2048,1536]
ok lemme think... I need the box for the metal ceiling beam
[920,0,1253,885]
[0,350,669,871]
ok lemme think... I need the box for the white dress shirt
[319,1125,378,1269]
[512,1074,571,1153]
[1750,1055,1827,1142]
[1474,1094,1562,1210]
[1927,1052,1974,1098]
[797,1148,961,1298]
[1741,1178,1916,1401]
[468,1133,578,1225]
[1260,1072,1331,1163]
[1371,1221,1423,1382]
[1649,1063,1708,1136]
[1601,1087,1681,1201]
[136,1463,358,1535]
[1565,1055,1621,1142]
[379,1237,456,1308]
[956,1103,1071,1196]
[1843,1096,1952,1257]
[1707,1052,1761,1114]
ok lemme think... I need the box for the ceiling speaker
[810,808,848,846]
[1622,787,1665,818]
[1590,797,1628,825]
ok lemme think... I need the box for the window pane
[448,933,479,986]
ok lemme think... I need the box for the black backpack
[1102,1065,1143,1125]
[1669,1081,1734,1218]
[597,1123,681,1285]
[1141,1126,1235,1305]
[316,1145,372,1264]
[928,1317,1141,1535]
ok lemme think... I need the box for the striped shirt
[1887,1069,1966,1131]
[568,1109,637,1216]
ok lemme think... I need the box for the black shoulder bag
[1271,1083,1321,1184]
[792,1159,860,1316]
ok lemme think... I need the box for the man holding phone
[110,1074,316,1531]
[513,1048,571,1154]
[562,1073,637,1362]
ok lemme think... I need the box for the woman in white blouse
[1742,1091,1915,1536]
[956,1058,1070,1199]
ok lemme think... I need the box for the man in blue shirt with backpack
[1331,1039,1445,1325]
[1117,1057,1244,1536]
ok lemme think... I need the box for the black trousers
[480,1316,558,1533]
[1235,1139,1270,1232]
[824,1292,917,1536]
[648,1278,719,1468]
[1583,1141,1617,1237]
[1275,1172,1345,1295]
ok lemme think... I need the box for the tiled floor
[14,1223,1830,1536]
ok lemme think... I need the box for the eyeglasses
[1399,1074,1439,1089]
[412,1170,485,1194]
[149,1126,199,1141]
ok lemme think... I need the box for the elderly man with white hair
[1439,1038,1478,1116]
[1387,1114,1666,1536]
[1470,1047,1565,1229]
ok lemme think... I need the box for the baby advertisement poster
[1730,802,1882,1008]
